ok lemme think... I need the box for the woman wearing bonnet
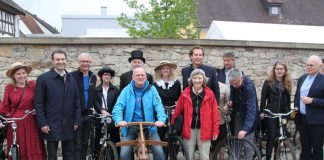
[153,60,181,155]
[0,62,46,160]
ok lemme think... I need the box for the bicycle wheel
[168,135,189,160]
[292,130,300,150]
[10,145,20,160]
[210,137,262,160]
[87,129,96,160]
[274,139,297,160]
[99,140,118,160]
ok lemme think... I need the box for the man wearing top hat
[119,50,153,91]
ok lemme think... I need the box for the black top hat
[128,50,146,64]
[98,66,115,77]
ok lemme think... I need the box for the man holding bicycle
[227,69,260,159]
[112,67,167,160]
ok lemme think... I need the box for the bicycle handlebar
[0,109,35,123]
[263,109,294,118]
[116,121,167,127]
[163,105,176,110]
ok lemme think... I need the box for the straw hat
[154,60,177,72]
[6,62,32,78]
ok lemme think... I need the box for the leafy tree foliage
[118,0,200,39]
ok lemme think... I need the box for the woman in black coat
[94,66,120,156]
[260,61,292,160]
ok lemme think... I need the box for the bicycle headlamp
[11,122,17,130]
[282,118,287,125]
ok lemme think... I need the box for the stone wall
[1,38,324,100]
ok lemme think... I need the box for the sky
[14,0,148,31]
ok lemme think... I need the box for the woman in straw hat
[153,60,181,153]
[0,62,46,160]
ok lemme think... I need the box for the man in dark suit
[35,50,81,160]
[119,50,153,91]
[181,46,220,102]
[295,55,324,160]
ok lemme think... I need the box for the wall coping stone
[1,37,324,50]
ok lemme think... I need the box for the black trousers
[75,117,92,160]
[299,114,324,160]
[47,140,75,160]
[265,118,280,160]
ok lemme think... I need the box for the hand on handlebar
[155,121,165,127]
[0,121,5,128]
[118,121,127,127]
[101,110,111,116]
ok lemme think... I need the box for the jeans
[120,127,165,160]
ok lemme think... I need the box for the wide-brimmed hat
[154,60,177,72]
[98,66,115,77]
[6,62,32,78]
[128,50,146,64]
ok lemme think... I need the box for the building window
[0,9,15,36]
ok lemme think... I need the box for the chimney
[262,0,284,16]
[101,6,107,15]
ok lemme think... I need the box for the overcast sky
[15,0,148,31]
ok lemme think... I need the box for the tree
[118,0,200,39]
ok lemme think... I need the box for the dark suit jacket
[35,69,81,141]
[181,64,220,103]
[119,70,153,91]
[295,73,324,125]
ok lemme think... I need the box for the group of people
[0,46,323,160]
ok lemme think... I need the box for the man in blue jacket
[295,55,324,160]
[113,67,167,160]
[227,68,259,159]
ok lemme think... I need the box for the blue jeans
[120,127,165,160]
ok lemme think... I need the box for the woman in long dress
[0,62,46,160]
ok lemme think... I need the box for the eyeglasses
[79,60,91,64]
[275,68,285,70]
[102,73,111,77]
[306,64,316,67]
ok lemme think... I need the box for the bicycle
[116,122,167,160]
[209,109,262,160]
[262,109,297,160]
[164,105,189,160]
[87,109,118,160]
[0,109,35,160]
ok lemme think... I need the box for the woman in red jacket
[172,68,220,160]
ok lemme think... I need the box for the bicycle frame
[0,109,35,160]
[263,109,294,141]
[116,122,167,160]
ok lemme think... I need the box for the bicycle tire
[98,140,118,160]
[210,137,262,160]
[274,139,297,160]
[87,129,96,160]
[292,130,300,150]
[10,145,20,160]
[168,135,189,160]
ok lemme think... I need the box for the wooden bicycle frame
[116,122,168,160]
